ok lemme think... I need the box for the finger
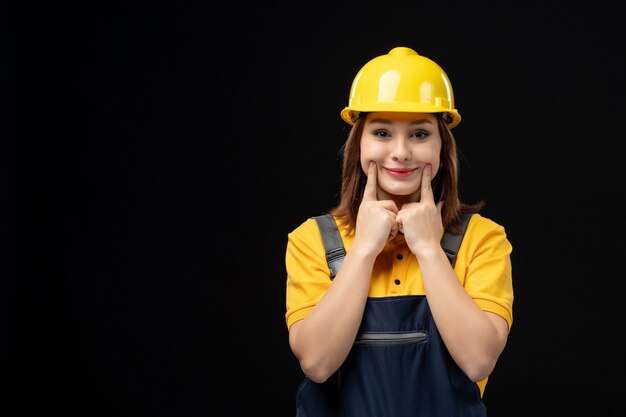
[436,200,444,214]
[419,164,435,204]
[362,161,378,202]
[388,219,399,241]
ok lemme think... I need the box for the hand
[396,164,444,259]
[353,162,399,256]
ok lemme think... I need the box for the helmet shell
[340,47,461,128]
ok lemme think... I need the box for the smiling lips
[384,167,418,177]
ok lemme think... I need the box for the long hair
[331,113,484,235]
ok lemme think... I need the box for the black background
[3,1,624,416]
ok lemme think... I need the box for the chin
[384,187,418,197]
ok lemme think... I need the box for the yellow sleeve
[455,214,514,330]
[284,218,334,330]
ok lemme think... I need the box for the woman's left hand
[396,164,444,259]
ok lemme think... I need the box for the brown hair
[330,113,484,235]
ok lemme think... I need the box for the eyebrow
[368,118,434,126]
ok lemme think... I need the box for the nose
[391,138,411,161]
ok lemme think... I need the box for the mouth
[384,167,417,177]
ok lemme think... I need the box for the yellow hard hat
[340,47,461,129]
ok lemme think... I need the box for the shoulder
[286,216,336,273]
[465,213,512,251]
[287,214,349,254]
[286,216,329,255]
[468,213,506,232]
[288,216,325,240]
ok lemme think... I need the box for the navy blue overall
[295,214,486,417]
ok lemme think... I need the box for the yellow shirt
[285,212,514,395]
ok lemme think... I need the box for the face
[360,112,441,202]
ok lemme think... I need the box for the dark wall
[3,1,623,416]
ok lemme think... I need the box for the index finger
[419,164,435,203]
[362,161,378,202]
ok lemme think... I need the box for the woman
[285,46,514,417]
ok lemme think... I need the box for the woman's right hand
[352,161,399,256]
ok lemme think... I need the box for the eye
[410,130,430,139]
[373,129,392,138]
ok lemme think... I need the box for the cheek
[426,149,441,168]
[422,144,442,171]
[359,152,369,173]
[360,140,384,172]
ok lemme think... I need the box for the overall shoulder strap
[440,212,473,266]
[312,214,345,280]
[314,212,473,280]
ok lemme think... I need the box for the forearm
[289,248,376,383]
[419,248,507,381]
